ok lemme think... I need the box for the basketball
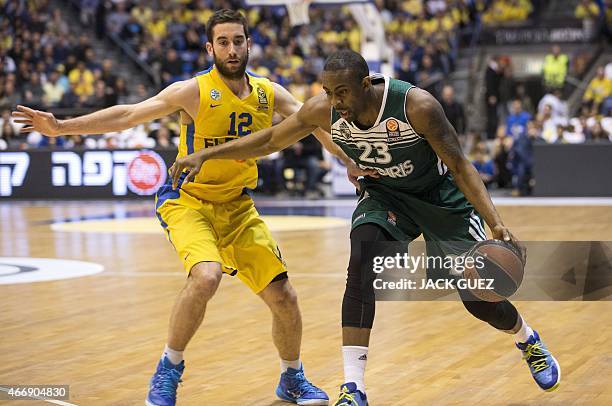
[462,240,525,302]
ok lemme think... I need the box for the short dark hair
[206,9,249,43]
[323,49,370,83]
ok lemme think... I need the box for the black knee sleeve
[460,289,519,331]
[342,224,394,329]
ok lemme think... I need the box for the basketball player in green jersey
[169,50,560,405]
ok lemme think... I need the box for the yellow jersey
[178,66,275,203]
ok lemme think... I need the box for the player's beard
[214,50,249,80]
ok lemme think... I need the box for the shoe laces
[289,370,320,396]
[522,342,551,373]
[333,387,357,406]
[152,367,183,397]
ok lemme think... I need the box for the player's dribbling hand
[169,153,206,189]
[346,160,379,191]
[12,105,61,136]
[492,224,527,264]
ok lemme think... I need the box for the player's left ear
[361,76,372,90]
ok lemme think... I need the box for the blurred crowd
[474,45,611,196]
[1,0,609,197]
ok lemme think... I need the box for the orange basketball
[462,240,525,302]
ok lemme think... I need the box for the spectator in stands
[440,85,466,136]
[80,0,99,25]
[587,121,611,142]
[575,0,600,20]
[417,54,443,98]
[65,134,87,149]
[74,34,93,62]
[107,1,130,34]
[396,54,418,85]
[515,83,534,115]
[554,124,568,144]
[100,59,118,89]
[153,126,173,149]
[471,143,495,188]
[538,104,565,143]
[569,112,588,141]
[0,81,21,109]
[257,152,285,195]
[493,125,513,189]
[42,71,65,107]
[69,61,95,97]
[542,45,569,91]
[22,72,45,109]
[120,15,144,45]
[575,0,601,39]
[38,134,66,149]
[131,3,153,27]
[113,77,130,105]
[84,48,101,72]
[283,135,327,198]
[481,0,533,25]
[498,64,516,119]
[485,56,503,139]
[537,88,568,120]
[59,88,87,109]
[86,80,110,109]
[506,99,532,138]
[511,120,544,196]
[0,109,20,149]
[125,83,151,104]
[582,66,612,114]
[161,49,185,86]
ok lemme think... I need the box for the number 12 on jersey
[228,112,252,136]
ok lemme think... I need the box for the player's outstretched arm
[11,80,195,136]
[169,94,328,188]
[272,83,379,187]
[406,88,525,260]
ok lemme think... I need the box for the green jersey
[331,74,448,194]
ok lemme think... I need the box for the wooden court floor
[1,201,611,405]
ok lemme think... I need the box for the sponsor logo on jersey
[210,89,221,100]
[338,121,352,139]
[386,119,400,138]
[257,87,269,110]
[359,159,415,178]
[126,151,167,195]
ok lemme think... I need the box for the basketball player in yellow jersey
[13,10,375,406]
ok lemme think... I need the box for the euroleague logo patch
[126,151,167,195]
[386,119,400,138]
[0,258,104,284]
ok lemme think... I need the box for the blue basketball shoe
[276,365,329,405]
[145,357,184,406]
[516,330,561,391]
[332,383,367,406]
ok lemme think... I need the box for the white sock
[163,344,184,365]
[514,317,534,344]
[280,359,302,373]
[343,346,368,393]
